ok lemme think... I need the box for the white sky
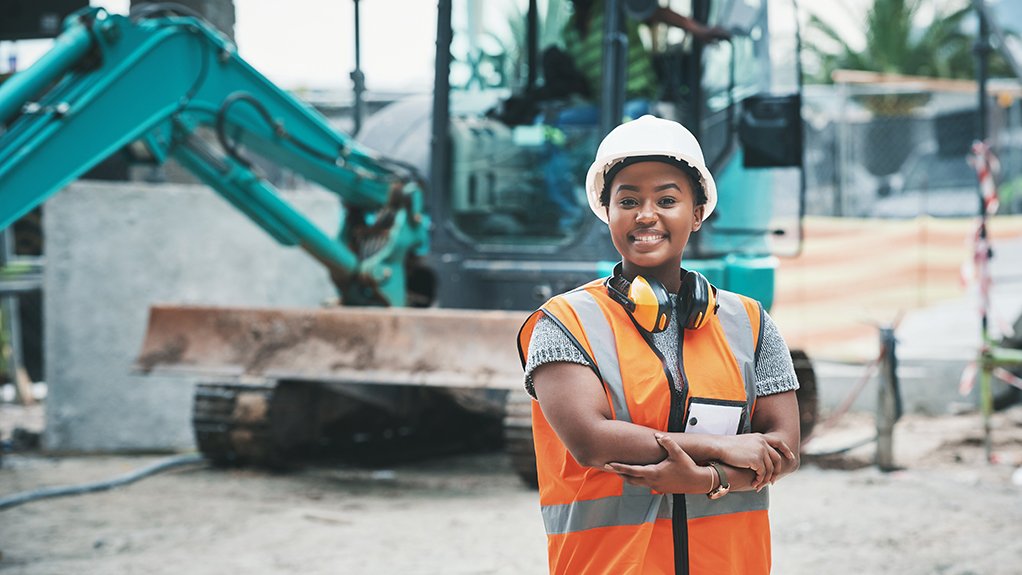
[234,0,437,91]
[0,0,438,92]
[0,0,876,92]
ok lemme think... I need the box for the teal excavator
[0,1,816,484]
[0,5,428,306]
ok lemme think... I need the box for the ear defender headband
[607,263,717,333]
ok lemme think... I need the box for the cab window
[446,0,597,245]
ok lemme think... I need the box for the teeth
[632,234,664,243]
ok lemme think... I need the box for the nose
[635,200,658,224]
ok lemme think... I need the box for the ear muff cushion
[680,270,714,330]
[629,275,671,333]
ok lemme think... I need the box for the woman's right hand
[716,433,794,490]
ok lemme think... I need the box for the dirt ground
[2,403,1022,575]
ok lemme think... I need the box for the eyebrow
[615,183,682,193]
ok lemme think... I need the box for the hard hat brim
[585,151,718,223]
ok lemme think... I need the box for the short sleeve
[754,311,800,396]
[523,315,593,399]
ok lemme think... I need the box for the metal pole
[600,0,626,137]
[526,0,538,93]
[350,0,366,136]
[876,327,899,471]
[836,80,848,217]
[430,0,453,208]
[976,1,990,145]
[791,0,807,257]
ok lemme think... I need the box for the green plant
[805,0,997,83]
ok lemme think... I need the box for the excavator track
[193,382,282,467]
[503,390,538,488]
[194,380,507,468]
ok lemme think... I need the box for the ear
[692,205,705,230]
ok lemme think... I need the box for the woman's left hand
[606,434,712,494]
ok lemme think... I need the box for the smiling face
[605,161,705,292]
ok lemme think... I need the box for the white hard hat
[585,115,717,223]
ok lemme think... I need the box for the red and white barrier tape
[959,362,1022,396]
[968,140,1000,216]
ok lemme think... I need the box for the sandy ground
[2,403,1022,575]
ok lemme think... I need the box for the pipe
[0,18,95,126]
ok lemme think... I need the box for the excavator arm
[0,6,428,306]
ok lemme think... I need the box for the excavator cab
[370,0,807,313]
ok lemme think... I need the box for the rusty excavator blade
[136,305,541,477]
[135,305,529,390]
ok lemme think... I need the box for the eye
[658,196,678,207]
[618,197,639,208]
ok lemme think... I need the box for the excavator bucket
[136,304,529,390]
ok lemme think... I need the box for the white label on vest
[685,402,743,436]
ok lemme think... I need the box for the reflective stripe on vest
[715,291,759,433]
[561,289,632,423]
[542,486,671,535]
[686,292,769,521]
[687,488,769,520]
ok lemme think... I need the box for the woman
[518,115,800,575]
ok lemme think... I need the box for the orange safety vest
[518,277,770,575]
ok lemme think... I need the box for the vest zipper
[634,325,689,575]
[673,324,689,575]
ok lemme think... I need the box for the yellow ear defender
[607,263,716,333]
[624,275,672,333]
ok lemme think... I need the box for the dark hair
[600,156,708,207]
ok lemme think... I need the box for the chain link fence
[803,76,1022,218]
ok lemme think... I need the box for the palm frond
[807,0,979,83]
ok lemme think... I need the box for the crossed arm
[531,361,800,494]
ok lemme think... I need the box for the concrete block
[44,181,339,452]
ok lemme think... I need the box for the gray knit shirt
[524,294,799,399]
